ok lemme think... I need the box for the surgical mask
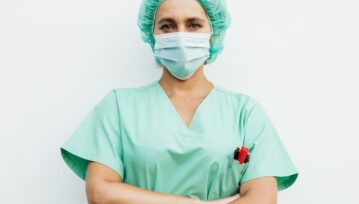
[153,32,212,80]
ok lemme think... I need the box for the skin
[154,0,214,129]
[85,0,278,203]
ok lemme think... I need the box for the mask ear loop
[151,3,164,68]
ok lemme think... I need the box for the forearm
[227,191,276,204]
[227,177,277,204]
[227,196,265,204]
[88,180,202,204]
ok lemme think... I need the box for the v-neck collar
[155,79,216,132]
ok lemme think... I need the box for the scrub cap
[137,0,232,65]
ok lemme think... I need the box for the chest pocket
[228,154,248,182]
[207,151,248,200]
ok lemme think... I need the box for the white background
[1,0,358,203]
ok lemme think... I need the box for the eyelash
[190,24,202,29]
[159,23,202,30]
[160,24,175,30]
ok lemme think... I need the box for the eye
[189,23,202,29]
[160,24,175,30]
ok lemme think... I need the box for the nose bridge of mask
[154,32,211,49]
[154,32,211,62]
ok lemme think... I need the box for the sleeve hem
[240,171,298,191]
[60,146,125,181]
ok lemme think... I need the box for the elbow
[86,181,109,204]
[87,189,105,204]
[239,191,277,204]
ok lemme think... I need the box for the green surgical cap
[137,0,232,65]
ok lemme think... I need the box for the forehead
[155,0,208,23]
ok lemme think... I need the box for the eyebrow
[157,17,206,24]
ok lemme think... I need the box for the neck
[158,65,213,96]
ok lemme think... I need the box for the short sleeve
[240,99,298,191]
[60,89,124,180]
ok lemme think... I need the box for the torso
[114,79,254,200]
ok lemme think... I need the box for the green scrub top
[60,79,298,200]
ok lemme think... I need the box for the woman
[60,0,298,203]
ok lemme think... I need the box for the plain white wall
[1,0,358,203]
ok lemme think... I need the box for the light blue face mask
[153,32,212,80]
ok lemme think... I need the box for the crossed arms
[85,161,277,204]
